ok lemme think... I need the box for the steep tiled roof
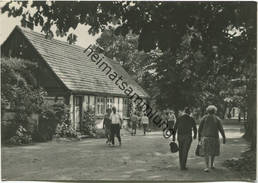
[15,26,149,98]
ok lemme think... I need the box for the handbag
[169,141,179,153]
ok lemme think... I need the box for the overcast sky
[0,11,100,48]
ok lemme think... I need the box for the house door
[74,96,83,131]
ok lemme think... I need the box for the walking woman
[131,112,138,136]
[198,105,226,172]
[103,108,112,145]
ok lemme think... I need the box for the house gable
[1,27,69,96]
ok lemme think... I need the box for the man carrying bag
[173,107,197,170]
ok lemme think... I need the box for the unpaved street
[2,124,250,181]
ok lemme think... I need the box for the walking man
[173,107,197,170]
[110,106,123,146]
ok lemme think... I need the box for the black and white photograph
[0,1,257,182]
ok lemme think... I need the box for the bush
[35,103,70,142]
[37,108,57,141]
[55,114,78,138]
[7,125,32,145]
[81,108,96,137]
[1,58,74,144]
[2,120,19,141]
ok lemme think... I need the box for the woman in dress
[103,108,112,144]
[198,105,226,172]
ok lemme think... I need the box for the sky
[0,6,100,48]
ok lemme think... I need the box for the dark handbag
[169,141,179,153]
[195,141,202,156]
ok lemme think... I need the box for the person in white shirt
[110,107,123,146]
[141,113,149,135]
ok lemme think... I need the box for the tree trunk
[244,77,256,151]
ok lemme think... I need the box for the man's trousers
[178,135,192,169]
[110,124,121,145]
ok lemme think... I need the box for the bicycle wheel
[163,128,172,139]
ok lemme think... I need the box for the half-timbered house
[1,26,149,130]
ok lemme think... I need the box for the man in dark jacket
[173,107,197,170]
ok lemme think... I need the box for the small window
[89,96,95,111]
[96,97,105,115]
[106,97,114,110]
[123,98,129,117]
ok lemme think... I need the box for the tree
[95,28,153,81]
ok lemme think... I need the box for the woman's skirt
[200,137,220,156]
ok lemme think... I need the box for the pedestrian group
[172,105,226,172]
[103,105,226,172]
[103,106,149,146]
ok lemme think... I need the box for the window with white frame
[96,97,105,115]
[106,97,114,110]
[89,96,95,111]
[118,97,123,115]
[123,98,129,117]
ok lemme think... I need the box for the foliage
[55,122,77,138]
[96,28,154,81]
[7,125,32,145]
[2,121,18,141]
[2,2,255,65]
[36,103,70,141]
[81,108,97,137]
[1,57,46,114]
[55,112,77,138]
[1,58,74,143]
[1,57,46,143]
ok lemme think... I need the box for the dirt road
[2,124,251,181]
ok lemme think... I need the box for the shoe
[211,166,215,169]
[204,168,209,172]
